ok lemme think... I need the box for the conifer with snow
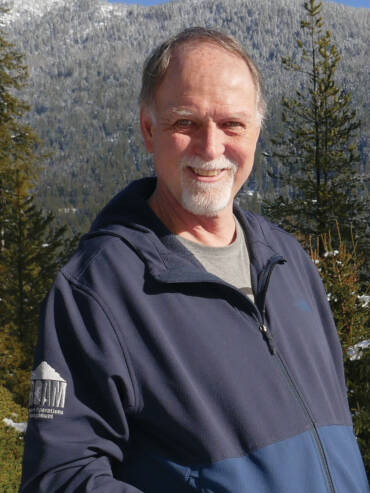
[264,0,367,251]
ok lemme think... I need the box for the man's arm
[19,272,143,493]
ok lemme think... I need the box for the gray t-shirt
[177,218,254,302]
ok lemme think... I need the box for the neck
[148,185,236,247]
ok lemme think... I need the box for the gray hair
[139,27,266,124]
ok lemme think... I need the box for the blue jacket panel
[20,178,368,492]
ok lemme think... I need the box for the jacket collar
[85,177,284,286]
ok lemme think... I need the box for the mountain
[2,0,62,22]
[2,0,369,233]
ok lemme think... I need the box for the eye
[175,119,193,128]
[223,121,244,128]
[221,121,246,135]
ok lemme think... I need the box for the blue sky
[107,0,369,7]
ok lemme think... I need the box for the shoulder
[240,210,305,254]
[60,231,144,288]
[238,209,320,277]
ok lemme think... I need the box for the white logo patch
[29,362,67,420]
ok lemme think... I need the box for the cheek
[171,134,193,154]
[239,131,259,160]
[227,141,254,167]
[229,138,258,182]
[153,133,191,160]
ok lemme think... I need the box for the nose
[194,122,225,161]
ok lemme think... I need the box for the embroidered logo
[295,298,311,313]
[29,361,67,420]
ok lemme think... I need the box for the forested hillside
[3,0,369,233]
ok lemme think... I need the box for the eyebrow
[169,108,194,117]
[168,107,253,121]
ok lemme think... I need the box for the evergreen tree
[263,0,366,250]
[0,8,38,214]
[0,170,75,406]
[0,9,77,407]
[310,228,370,475]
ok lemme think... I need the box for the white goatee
[179,155,238,217]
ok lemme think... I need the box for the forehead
[168,41,253,86]
[172,40,247,67]
[154,41,257,116]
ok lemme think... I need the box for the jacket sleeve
[19,271,143,493]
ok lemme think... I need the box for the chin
[181,186,232,217]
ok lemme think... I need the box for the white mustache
[179,156,238,172]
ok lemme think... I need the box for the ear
[140,106,155,153]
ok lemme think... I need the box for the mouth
[190,167,224,177]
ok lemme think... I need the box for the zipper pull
[259,324,276,355]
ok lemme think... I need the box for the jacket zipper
[257,259,336,493]
[155,251,336,492]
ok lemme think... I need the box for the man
[20,28,368,492]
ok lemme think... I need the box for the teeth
[191,168,222,177]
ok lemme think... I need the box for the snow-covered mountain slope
[2,0,66,23]
[0,0,368,231]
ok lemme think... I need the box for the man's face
[140,41,261,217]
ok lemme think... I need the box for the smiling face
[140,41,261,219]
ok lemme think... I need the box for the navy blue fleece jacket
[20,178,368,492]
